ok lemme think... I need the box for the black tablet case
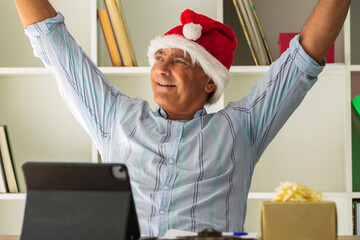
[21,162,140,240]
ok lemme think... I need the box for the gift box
[279,33,334,63]
[260,201,337,240]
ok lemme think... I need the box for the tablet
[21,162,140,240]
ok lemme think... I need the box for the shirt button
[164,186,170,190]
[169,159,175,165]
[160,210,165,215]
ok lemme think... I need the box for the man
[14,0,350,237]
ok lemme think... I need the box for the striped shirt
[25,13,325,237]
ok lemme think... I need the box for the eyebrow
[171,53,188,60]
[155,49,190,61]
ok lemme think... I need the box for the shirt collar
[156,106,207,120]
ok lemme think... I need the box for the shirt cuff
[24,12,65,37]
[290,34,326,77]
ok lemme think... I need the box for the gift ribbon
[272,181,323,202]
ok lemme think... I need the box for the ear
[205,79,216,94]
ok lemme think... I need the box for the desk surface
[0,236,359,240]
[338,237,360,240]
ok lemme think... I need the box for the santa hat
[147,9,237,105]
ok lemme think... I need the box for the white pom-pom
[183,23,202,41]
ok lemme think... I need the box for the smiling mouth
[157,82,176,87]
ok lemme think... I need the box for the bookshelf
[0,0,356,236]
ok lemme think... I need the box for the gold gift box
[260,201,337,240]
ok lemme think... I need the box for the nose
[157,60,171,76]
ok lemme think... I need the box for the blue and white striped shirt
[25,13,325,237]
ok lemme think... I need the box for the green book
[352,95,360,192]
[353,95,360,116]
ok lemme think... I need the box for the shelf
[248,192,360,200]
[0,68,51,76]
[0,194,26,200]
[347,65,360,72]
[1,192,359,201]
[0,63,348,77]
[99,66,150,75]
[100,66,271,75]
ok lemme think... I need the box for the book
[355,201,360,235]
[0,126,18,193]
[0,152,8,193]
[353,95,360,116]
[358,202,360,235]
[232,0,258,65]
[114,0,137,66]
[224,0,255,65]
[248,0,273,63]
[243,0,268,65]
[98,9,123,67]
[104,0,137,67]
[352,97,360,192]
[279,32,334,63]
[232,0,272,65]
[353,199,360,235]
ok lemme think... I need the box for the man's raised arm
[14,0,57,28]
[300,0,351,64]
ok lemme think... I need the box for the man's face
[150,48,215,118]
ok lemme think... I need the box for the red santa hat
[147,9,237,105]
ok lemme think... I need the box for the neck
[167,112,195,121]
[160,107,204,120]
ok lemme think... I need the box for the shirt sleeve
[24,12,136,153]
[227,34,325,161]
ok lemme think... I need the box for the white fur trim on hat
[183,23,202,41]
[147,35,230,105]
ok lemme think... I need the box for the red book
[279,33,334,63]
